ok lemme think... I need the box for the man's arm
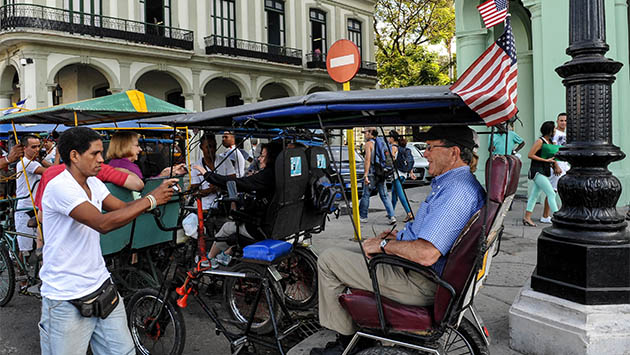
[70,178,178,234]
[362,237,441,267]
[363,142,372,179]
[513,141,526,153]
[0,144,24,170]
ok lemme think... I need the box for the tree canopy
[374,0,456,87]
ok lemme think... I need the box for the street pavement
[2,183,613,354]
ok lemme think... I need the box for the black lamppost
[530,0,630,305]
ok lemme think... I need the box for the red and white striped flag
[450,16,517,126]
[477,0,508,29]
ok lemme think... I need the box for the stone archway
[0,65,20,108]
[306,86,332,94]
[52,64,111,105]
[135,71,184,108]
[260,82,290,101]
[202,77,243,110]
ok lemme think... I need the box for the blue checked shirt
[397,166,485,275]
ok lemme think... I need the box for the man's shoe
[539,216,552,224]
[388,216,397,225]
[216,251,232,266]
[359,217,368,223]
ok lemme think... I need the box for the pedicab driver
[312,126,486,355]
[38,127,179,355]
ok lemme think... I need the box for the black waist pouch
[69,279,119,319]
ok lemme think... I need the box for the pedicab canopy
[0,90,190,125]
[141,86,484,129]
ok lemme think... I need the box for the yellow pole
[185,126,192,190]
[11,121,43,241]
[344,81,361,241]
[74,111,78,126]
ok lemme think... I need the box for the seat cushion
[339,289,433,332]
[242,240,293,262]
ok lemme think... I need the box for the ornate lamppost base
[509,282,630,355]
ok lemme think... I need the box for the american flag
[477,0,508,29]
[450,16,517,126]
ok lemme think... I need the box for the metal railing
[305,51,326,69]
[204,34,302,66]
[0,4,194,50]
[358,61,377,76]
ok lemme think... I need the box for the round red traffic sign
[326,39,361,83]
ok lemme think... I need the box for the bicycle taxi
[0,90,191,306]
[132,85,521,355]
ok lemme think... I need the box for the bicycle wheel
[277,247,318,310]
[223,262,283,335]
[127,288,186,355]
[0,245,15,307]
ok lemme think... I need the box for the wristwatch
[380,238,390,254]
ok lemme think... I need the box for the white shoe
[359,217,368,223]
[389,217,397,225]
[539,216,552,224]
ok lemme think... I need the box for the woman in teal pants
[387,131,415,222]
[523,121,562,226]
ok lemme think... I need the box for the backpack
[308,173,337,213]
[372,138,394,181]
[394,146,415,173]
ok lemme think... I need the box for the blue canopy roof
[142,86,484,129]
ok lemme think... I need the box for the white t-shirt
[39,169,112,300]
[216,146,245,178]
[44,148,56,165]
[553,129,567,146]
[16,157,42,209]
[191,157,217,210]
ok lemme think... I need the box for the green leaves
[375,0,456,87]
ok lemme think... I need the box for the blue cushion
[243,240,293,262]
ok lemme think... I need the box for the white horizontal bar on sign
[330,54,355,68]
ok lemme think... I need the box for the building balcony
[204,34,302,66]
[0,4,194,50]
[306,51,326,69]
[358,61,377,77]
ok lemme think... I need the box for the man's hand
[150,178,179,205]
[363,175,370,185]
[362,237,383,258]
[160,163,187,177]
[193,164,207,175]
[377,229,397,240]
[7,144,24,163]
[553,162,562,176]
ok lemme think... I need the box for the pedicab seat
[131,176,183,250]
[338,155,518,333]
[300,146,336,233]
[242,240,293,263]
[100,183,135,256]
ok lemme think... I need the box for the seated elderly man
[312,126,486,355]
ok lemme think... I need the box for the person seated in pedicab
[311,126,486,355]
[193,141,283,268]
[106,131,186,180]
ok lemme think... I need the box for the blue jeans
[391,176,411,214]
[359,178,395,219]
[39,295,135,355]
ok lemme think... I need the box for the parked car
[326,146,371,198]
[406,143,431,186]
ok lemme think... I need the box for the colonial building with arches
[0,0,377,113]
[456,0,630,205]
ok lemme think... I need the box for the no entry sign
[326,39,361,83]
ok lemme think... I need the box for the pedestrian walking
[488,123,525,156]
[387,130,415,222]
[523,121,562,227]
[358,128,396,224]
[541,112,569,223]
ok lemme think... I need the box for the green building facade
[456,0,630,206]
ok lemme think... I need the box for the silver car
[405,142,431,186]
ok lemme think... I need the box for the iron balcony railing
[205,34,302,66]
[0,4,193,50]
[305,51,326,69]
[359,61,377,76]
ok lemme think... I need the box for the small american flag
[450,16,517,126]
[477,0,508,29]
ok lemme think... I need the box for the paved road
[0,185,581,354]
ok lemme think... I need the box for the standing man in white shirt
[218,131,245,178]
[14,135,46,257]
[541,112,569,223]
[191,133,218,211]
[38,127,179,355]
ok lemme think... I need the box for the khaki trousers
[318,247,437,335]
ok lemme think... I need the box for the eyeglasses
[425,144,455,152]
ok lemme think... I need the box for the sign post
[326,40,361,240]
